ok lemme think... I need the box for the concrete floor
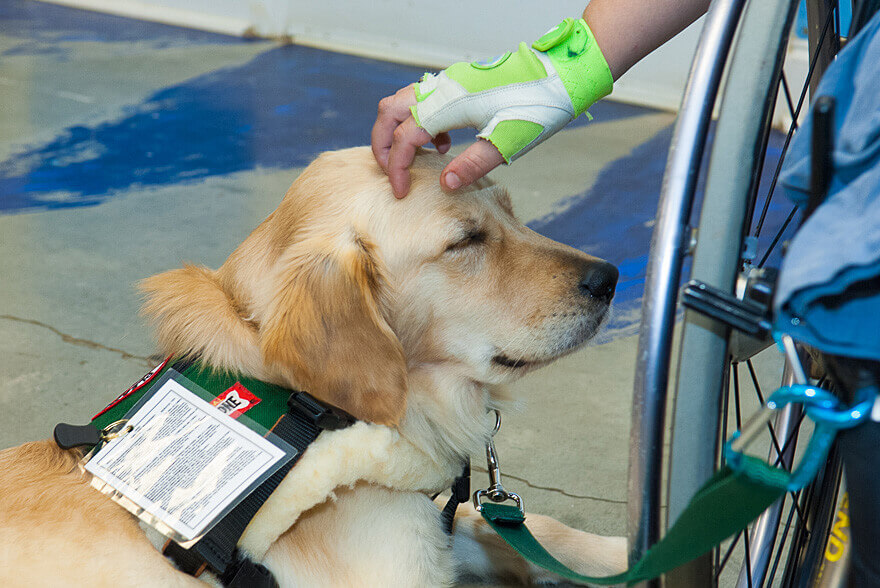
[0,1,792,585]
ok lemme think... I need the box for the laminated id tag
[82,369,297,547]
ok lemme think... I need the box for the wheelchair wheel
[661,0,848,585]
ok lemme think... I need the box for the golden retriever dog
[0,146,626,586]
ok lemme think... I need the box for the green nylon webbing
[481,465,786,585]
[92,359,293,433]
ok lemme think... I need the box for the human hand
[371,85,504,199]
[371,18,613,199]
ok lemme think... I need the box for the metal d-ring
[101,419,133,441]
[473,487,524,513]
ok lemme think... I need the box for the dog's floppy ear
[260,231,407,425]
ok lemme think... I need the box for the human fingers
[432,132,451,154]
[386,117,434,198]
[440,139,505,191]
[372,85,418,171]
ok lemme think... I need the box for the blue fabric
[775,11,880,360]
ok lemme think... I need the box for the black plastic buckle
[287,391,355,430]
[53,422,101,450]
[221,554,279,588]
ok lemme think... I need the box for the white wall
[39,0,706,112]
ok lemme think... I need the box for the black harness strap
[441,462,471,535]
[163,391,354,587]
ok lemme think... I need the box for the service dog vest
[56,357,460,578]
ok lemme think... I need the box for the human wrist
[532,18,613,116]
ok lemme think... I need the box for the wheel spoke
[745,357,809,527]
[781,72,797,126]
[746,360,789,469]
[769,409,809,525]
[773,412,806,469]
[743,528,754,588]
[766,492,798,585]
[785,488,814,586]
[733,362,743,430]
[720,365,732,466]
[758,204,798,267]
[753,5,837,239]
[745,359,766,405]
[714,365,745,579]
[715,530,744,581]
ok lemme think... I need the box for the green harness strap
[92,358,293,433]
[481,459,787,586]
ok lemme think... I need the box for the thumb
[441,139,505,191]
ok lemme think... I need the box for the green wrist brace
[532,17,614,115]
[411,18,613,163]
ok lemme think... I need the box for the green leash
[476,376,875,586]
[480,463,784,585]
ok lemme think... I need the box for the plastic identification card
[84,370,296,546]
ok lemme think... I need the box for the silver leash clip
[473,410,524,514]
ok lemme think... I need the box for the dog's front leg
[448,500,627,586]
[264,484,455,587]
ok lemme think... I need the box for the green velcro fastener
[481,465,786,585]
[485,120,544,163]
[445,42,548,93]
[532,18,576,52]
[534,18,613,115]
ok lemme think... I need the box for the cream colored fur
[0,147,626,586]
[240,422,457,559]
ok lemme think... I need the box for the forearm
[583,0,711,80]
[373,1,713,196]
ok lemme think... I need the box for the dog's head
[142,147,616,427]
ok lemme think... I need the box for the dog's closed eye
[445,228,487,252]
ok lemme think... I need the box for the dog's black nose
[579,262,618,303]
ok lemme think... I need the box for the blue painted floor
[0,0,672,335]
[0,1,792,574]
[0,0,796,338]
